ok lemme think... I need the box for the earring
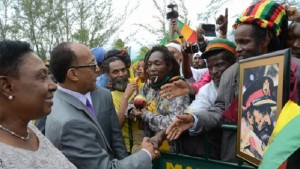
[8,96,13,100]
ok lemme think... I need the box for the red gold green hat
[201,38,237,59]
[233,0,287,37]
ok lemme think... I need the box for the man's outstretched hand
[166,114,195,141]
[149,130,166,149]
[160,79,190,100]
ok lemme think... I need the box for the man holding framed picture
[164,0,290,163]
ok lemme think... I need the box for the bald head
[50,42,95,83]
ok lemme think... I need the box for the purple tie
[86,98,96,118]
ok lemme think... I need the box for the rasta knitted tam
[201,38,237,59]
[233,0,287,37]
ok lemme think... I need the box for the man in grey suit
[45,42,159,169]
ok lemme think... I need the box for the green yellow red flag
[259,100,300,169]
[160,19,197,45]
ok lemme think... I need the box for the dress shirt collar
[57,85,93,107]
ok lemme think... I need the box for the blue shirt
[96,74,111,89]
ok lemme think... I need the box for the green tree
[0,0,14,39]
[0,0,132,59]
[72,0,131,47]
[196,0,229,23]
[112,38,127,50]
[132,46,149,65]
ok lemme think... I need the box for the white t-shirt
[188,81,217,114]
[187,67,208,83]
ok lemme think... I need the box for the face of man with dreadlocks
[108,60,129,92]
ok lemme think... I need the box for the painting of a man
[240,76,277,159]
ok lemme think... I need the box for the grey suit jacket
[45,87,152,169]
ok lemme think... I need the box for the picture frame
[236,49,290,166]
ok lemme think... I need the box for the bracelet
[179,35,184,39]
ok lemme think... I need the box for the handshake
[141,130,166,159]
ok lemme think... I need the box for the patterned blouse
[140,83,190,133]
[0,124,77,169]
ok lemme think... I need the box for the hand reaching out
[149,130,166,149]
[160,79,190,100]
[166,114,195,141]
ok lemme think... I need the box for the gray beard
[112,77,128,92]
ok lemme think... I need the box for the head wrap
[233,0,287,36]
[193,52,202,59]
[165,42,182,53]
[103,49,131,68]
[201,38,237,59]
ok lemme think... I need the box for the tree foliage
[0,0,130,59]
[112,38,127,50]
[197,0,229,23]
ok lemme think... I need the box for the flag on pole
[160,19,197,45]
[259,100,300,169]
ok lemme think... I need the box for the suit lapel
[56,89,96,122]
[90,89,113,152]
[56,89,113,152]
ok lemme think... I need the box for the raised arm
[117,82,137,127]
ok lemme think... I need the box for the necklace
[0,124,30,141]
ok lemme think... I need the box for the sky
[110,0,253,59]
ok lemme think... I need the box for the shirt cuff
[189,114,198,132]
[141,148,152,160]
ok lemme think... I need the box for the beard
[112,76,128,92]
[253,122,274,146]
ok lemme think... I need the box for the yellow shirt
[111,90,142,152]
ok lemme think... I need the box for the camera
[166,4,179,20]
[202,24,216,37]
[184,44,199,54]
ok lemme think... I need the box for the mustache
[112,77,128,92]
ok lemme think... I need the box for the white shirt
[187,67,208,83]
[188,81,218,131]
[188,81,217,113]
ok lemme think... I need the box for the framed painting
[236,49,290,166]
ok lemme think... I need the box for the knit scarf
[150,75,183,90]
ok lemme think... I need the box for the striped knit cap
[233,0,287,37]
[201,38,237,59]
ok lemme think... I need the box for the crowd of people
[0,0,300,169]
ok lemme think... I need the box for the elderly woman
[131,45,190,151]
[0,40,76,169]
